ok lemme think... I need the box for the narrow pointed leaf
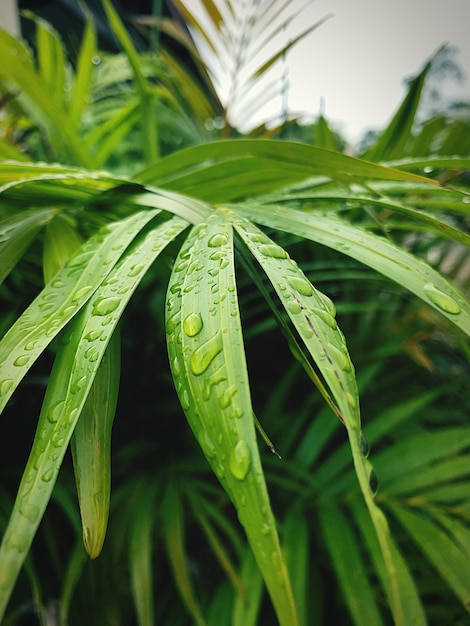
[319,506,384,626]
[389,504,470,610]
[350,502,426,626]
[0,210,158,416]
[0,214,186,620]
[166,209,299,626]
[71,330,120,558]
[236,204,470,336]
[0,207,56,285]
[363,61,431,162]
[162,486,206,626]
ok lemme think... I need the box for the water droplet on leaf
[259,244,289,259]
[288,276,313,296]
[208,233,228,247]
[423,283,461,315]
[92,296,120,316]
[183,312,203,337]
[360,433,370,457]
[229,440,251,480]
[190,331,223,375]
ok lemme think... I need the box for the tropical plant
[0,1,469,625]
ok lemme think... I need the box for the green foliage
[0,2,469,625]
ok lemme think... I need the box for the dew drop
[288,276,314,296]
[369,469,379,495]
[209,251,224,261]
[166,313,180,335]
[72,286,93,302]
[190,331,223,375]
[19,501,40,522]
[229,440,251,480]
[84,346,100,362]
[261,523,271,535]
[24,340,38,351]
[346,392,357,410]
[180,389,190,410]
[183,313,204,337]
[0,379,14,396]
[286,301,302,315]
[92,296,120,316]
[219,385,237,409]
[259,244,289,259]
[128,263,144,277]
[208,233,228,247]
[328,345,351,372]
[13,355,29,367]
[423,283,461,315]
[84,329,103,342]
[172,356,181,377]
[203,432,216,459]
[360,433,370,457]
[319,293,336,317]
[71,375,87,394]
[41,469,53,483]
[47,401,65,424]
[173,259,188,273]
[314,308,337,329]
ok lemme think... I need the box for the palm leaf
[166,209,299,626]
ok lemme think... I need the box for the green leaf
[282,509,310,626]
[162,485,207,626]
[136,139,441,195]
[166,209,299,626]
[231,210,360,430]
[0,207,57,285]
[373,427,470,489]
[0,28,93,166]
[363,60,431,161]
[129,482,159,626]
[42,214,82,283]
[70,17,97,125]
[319,506,384,626]
[0,214,186,620]
[235,205,470,336]
[389,504,470,610]
[232,547,264,626]
[102,0,159,163]
[0,210,158,417]
[71,330,120,558]
[351,502,426,626]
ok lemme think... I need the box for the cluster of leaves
[0,1,469,625]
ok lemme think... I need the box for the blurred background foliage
[0,1,469,625]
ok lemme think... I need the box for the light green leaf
[231,210,360,430]
[235,204,470,336]
[363,60,430,162]
[0,28,93,167]
[42,213,82,283]
[0,214,187,621]
[0,210,158,416]
[0,207,57,285]
[71,331,120,558]
[166,209,299,626]
[70,17,97,125]
[136,140,441,193]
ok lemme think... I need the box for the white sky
[270,0,470,142]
